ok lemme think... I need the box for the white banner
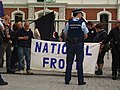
[31,39,100,74]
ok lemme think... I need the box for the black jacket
[93,30,107,43]
[17,27,34,48]
[103,27,120,49]
[85,28,96,42]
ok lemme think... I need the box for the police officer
[0,18,8,85]
[64,8,89,85]
[102,19,120,80]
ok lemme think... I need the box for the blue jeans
[18,47,31,70]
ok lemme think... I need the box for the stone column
[117,5,120,19]
[28,7,35,33]
[58,7,65,34]
[117,0,120,19]
[28,0,36,3]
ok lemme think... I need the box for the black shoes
[95,69,103,75]
[65,82,69,85]
[65,81,86,85]
[0,81,8,86]
[26,70,33,75]
[112,75,117,80]
[78,82,86,85]
[7,69,15,74]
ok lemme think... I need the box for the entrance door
[100,14,108,32]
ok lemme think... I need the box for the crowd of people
[85,20,120,80]
[0,15,35,85]
[0,10,120,85]
[62,8,120,85]
[0,15,34,75]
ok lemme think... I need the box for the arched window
[100,14,108,32]
[97,11,112,33]
[12,10,25,29]
[38,12,51,18]
[15,13,23,22]
[35,9,58,32]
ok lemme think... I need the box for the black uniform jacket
[103,27,120,49]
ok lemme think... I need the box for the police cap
[72,8,82,13]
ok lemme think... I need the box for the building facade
[2,0,120,33]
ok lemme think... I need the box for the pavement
[0,52,120,90]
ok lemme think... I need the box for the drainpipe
[43,0,47,16]
[117,0,120,19]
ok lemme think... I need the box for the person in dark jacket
[102,19,120,80]
[10,21,22,72]
[2,15,12,73]
[17,21,34,75]
[93,23,107,75]
[0,18,8,86]
[85,21,96,42]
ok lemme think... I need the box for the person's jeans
[0,44,2,67]
[1,42,11,69]
[18,47,31,70]
[10,46,18,69]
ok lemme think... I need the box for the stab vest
[67,19,84,42]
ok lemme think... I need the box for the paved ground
[0,52,120,90]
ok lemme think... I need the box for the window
[37,0,56,2]
[38,12,51,18]
[37,0,44,2]
[100,14,108,32]
[15,13,23,22]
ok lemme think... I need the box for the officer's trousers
[111,48,120,75]
[65,42,84,83]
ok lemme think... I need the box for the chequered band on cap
[72,8,82,13]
